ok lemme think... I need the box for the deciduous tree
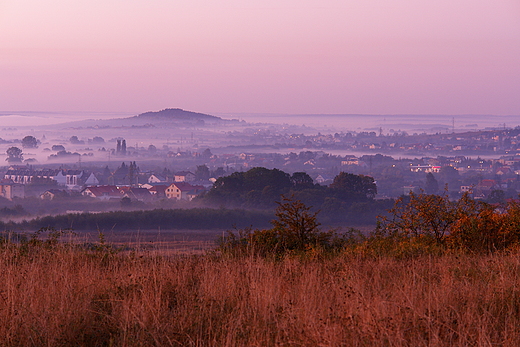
[329,172,377,202]
[6,147,23,162]
[21,135,37,148]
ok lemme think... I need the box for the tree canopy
[21,136,38,148]
[6,147,23,162]
[201,168,385,224]
[329,172,377,201]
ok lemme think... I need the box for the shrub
[218,196,349,257]
[376,191,520,254]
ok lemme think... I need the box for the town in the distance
[0,108,519,226]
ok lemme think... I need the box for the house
[54,171,67,186]
[495,167,511,176]
[118,187,153,202]
[0,179,25,200]
[239,153,255,161]
[409,165,441,173]
[315,174,333,185]
[64,170,85,189]
[81,186,120,200]
[84,173,100,186]
[341,156,359,166]
[165,182,205,200]
[40,189,67,200]
[148,185,168,198]
[174,171,195,182]
[4,167,60,184]
[148,174,166,184]
[460,186,473,194]
[476,179,499,193]
[47,170,86,190]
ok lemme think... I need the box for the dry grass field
[1,238,520,346]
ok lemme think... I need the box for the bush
[376,191,520,254]
[218,196,350,257]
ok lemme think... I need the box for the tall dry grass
[1,243,520,346]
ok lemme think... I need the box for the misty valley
[2,109,520,345]
[0,108,520,245]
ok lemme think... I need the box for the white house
[84,173,100,186]
[148,174,167,184]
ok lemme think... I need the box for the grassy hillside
[1,239,520,346]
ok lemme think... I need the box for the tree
[271,196,322,251]
[438,165,459,184]
[202,148,212,158]
[6,147,23,162]
[127,161,138,186]
[242,167,291,192]
[21,135,37,148]
[425,172,439,194]
[329,172,377,202]
[205,167,292,207]
[290,172,314,190]
[51,145,66,152]
[211,167,226,178]
[69,136,83,144]
[378,192,477,244]
[487,189,505,204]
[378,191,520,252]
[195,165,210,181]
[218,196,342,256]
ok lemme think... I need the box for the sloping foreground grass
[1,242,520,346]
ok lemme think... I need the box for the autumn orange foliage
[377,192,520,254]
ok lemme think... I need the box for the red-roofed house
[477,179,498,193]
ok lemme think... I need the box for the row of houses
[4,166,199,188]
[148,171,196,183]
[4,167,98,189]
[0,166,204,201]
[80,182,205,202]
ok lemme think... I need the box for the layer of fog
[0,110,518,166]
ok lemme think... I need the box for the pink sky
[1,0,519,116]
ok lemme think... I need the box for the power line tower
[452,117,455,133]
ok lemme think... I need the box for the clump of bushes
[220,192,520,259]
[375,191,520,255]
[218,196,354,257]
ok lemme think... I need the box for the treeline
[200,167,393,225]
[0,208,273,232]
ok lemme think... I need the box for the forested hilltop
[199,167,393,225]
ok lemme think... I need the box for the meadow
[2,238,520,346]
[3,194,520,346]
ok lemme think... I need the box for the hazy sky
[1,1,519,115]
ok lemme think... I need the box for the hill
[134,108,222,122]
